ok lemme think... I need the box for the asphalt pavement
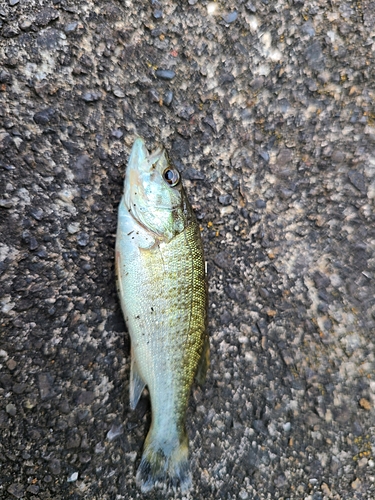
[1,1,375,499]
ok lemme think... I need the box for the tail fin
[136,427,191,493]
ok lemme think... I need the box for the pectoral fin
[195,333,210,386]
[130,351,146,410]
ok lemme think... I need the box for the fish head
[123,138,193,242]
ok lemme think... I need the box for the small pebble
[149,89,160,103]
[37,247,48,258]
[323,319,332,330]
[321,483,332,496]
[4,119,14,129]
[29,236,39,251]
[9,0,19,6]
[77,232,89,247]
[2,302,15,314]
[177,105,195,120]
[331,150,345,164]
[153,9,163,19]
[82,91,101,102]
[255,199,266,208]
[277,148,292,166]
[58,189,75,203]
[0,132,10,143]
[305,78,318,91]
[155,69,175,80]
[2,25,20,37]
[35,7,59,26]
[348,170,366,193]
[250,213,260,224]
[20,19,32,30]
[245,2,256,12]
[6,359,17,371]
[351,478,361,490]
[67,472,78,482]
[33,108,56,126]
[318,302,329,313]
[64,22,78,33]
[67,222,80,234]
[7,483,24,499]
[6,403,17,416]
[26,485,40,494]
[219,194,232,206]
[0,70,11,83]
[0,199,13,208]
[113,88,125,98]
[74,154,92,184]
[258,150,269,162]
[222,11,238,23]
[305,41,324,68]
[49,459,61,475]
[163,90,174,106]
[300,21,315,37]
[183,168,205,181]
[111,129,123,139]
[30,207,43,220]
[95,442,105,454]
[359,398,371,410]
[207,2,217,14]
[280,188,294,199]
[106,423,124,441]
[79,452,91,464]
[38,373,55,401]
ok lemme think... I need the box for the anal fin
[195,333,210,386]
[130,351,146,410]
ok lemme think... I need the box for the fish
[115,137,209,492]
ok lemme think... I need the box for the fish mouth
[128,137,166,177]
[125,138,175,210]
[126,138,153,198]
[126,137,175,206]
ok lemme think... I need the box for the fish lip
[127,137,148,174]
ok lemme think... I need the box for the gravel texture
[1,1,375,499]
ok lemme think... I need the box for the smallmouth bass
[115,138,208,492]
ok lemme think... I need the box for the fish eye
[163,168,180,187]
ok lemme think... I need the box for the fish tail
[136,426,191,493]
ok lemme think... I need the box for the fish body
[115,138,208,492]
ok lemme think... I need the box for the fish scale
[120,221,206,423]
[116,138,208,492]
